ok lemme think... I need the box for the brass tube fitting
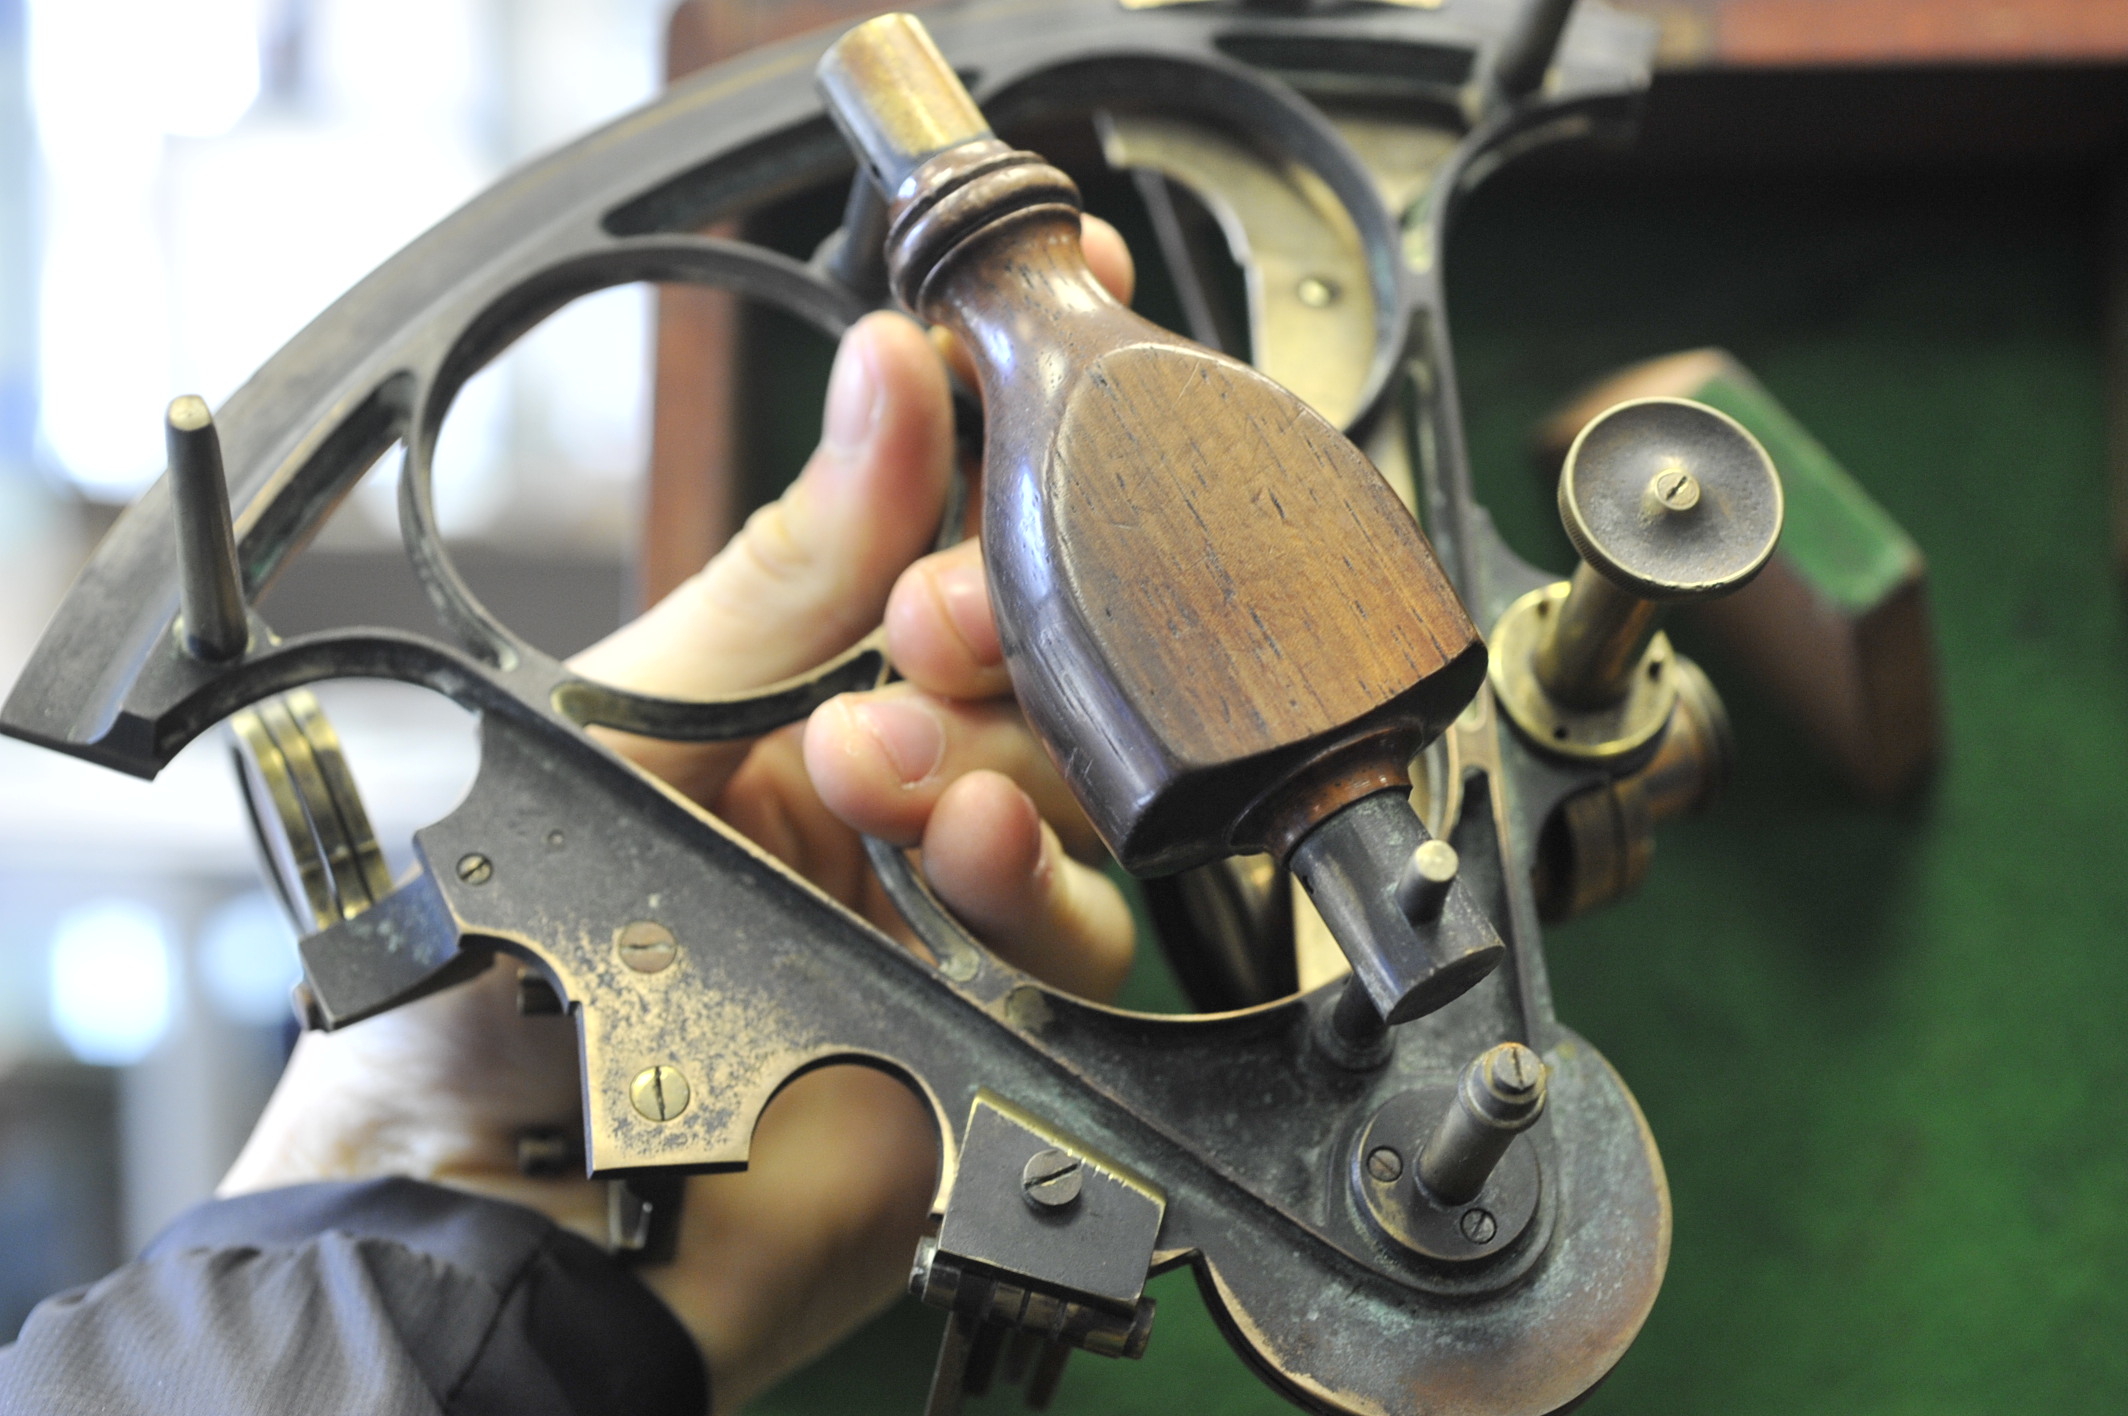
[816,13,991,195]
[1532,562,1662,710]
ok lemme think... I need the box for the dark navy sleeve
[0,1178,707,1416]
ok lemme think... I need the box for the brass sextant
[3,3,1786,1411]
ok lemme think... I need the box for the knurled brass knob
[1555,396,1783,609]
[1492,397,1781,758]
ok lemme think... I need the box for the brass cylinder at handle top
[1532,562,1662,711]
[816,13,991,195]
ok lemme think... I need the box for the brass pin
[1395,839,1459,923]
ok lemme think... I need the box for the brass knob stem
[816,13,991,196]
[1532,563,1662,710]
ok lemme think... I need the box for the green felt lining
[1690,369,1924,613]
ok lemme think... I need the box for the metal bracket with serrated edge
[912,1093,1165,1414]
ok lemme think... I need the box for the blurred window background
[0,0,666,1339]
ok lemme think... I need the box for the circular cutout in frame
[399,234,902,746]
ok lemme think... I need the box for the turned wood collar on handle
[832,18,1486,877]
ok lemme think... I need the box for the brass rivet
[456,853,492,885]
[1296,275,1339,308]
[630,1065,690,1122]
[617,920,678,974]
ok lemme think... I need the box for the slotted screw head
[1648,460,1701,513]
[1366,1146,1404,1183]
[1460,1208,1498,1244]
[1021,1147,1083,1208]
[1482,1042,1544,1105]
[456,853,492,885]
[630,1065,691,1122]
[617,920,678,974]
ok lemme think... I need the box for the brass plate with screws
[1490,582,1678,761]
[1351,1086,1544,1270]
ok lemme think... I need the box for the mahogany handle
[821,16,1484,878]
[820,16,1501,1027]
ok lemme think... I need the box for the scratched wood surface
[920,208,1482,873]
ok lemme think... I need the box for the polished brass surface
[1642,654,1733,820]
[1534,562,1665,710]
[1496,396,1778,758]
[1536,396,1780,712]
[231,709,336,928]
[816,13,990,195]
[630,1064,692,1122]
[1491,580,1680,759]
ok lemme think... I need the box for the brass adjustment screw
[1647,459,1700,513]
[1416,1042,1548,1207]
[1021,1147,1083,1208]
[456,853,492,885]
[617,920,678,974]
[1489,396,1782,759]
[630,1066,691,1122]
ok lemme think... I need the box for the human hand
[220,218,1141,1411]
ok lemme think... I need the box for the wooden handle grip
[824,20,1485,877]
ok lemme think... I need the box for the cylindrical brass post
[1416,1042,1547,1206]
[816,13,991,194]
[1532,562,1661,710]
[166,395,249,662]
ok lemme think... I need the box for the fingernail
[930,558,1002,664]
[822,329,880,455]
[853,699,945,785]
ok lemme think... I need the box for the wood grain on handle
[826,16,1484,877]
[918,189,1482,874]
